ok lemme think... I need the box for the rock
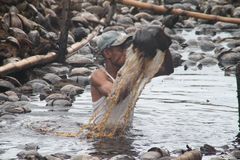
[214,22,239,30]
[20,84,33,94]
[188,52,206,62]
[0,94,9,101]
[45,93,71,102]
[69,67,92,77]
[116,15,134,26]
[71,154,100,160]
[197,57,218,67]
[185,39,198,47]
[134,12,154,21]
[218,51,240,67]
[68,76,89,87]
[46,99,72,107]
[43,73,62,84]
[60,84,84,96]
[182,60,197,70]
[199,40,215,52]
[170,50,183,67]
[110,155,135,160]
[4,91,19,102]
[66,55,94,67]
[200,144,217,155]
[27,79,51,94]
[140,151,162,160]
[0,79,15,92]
[227,40,240,48]
[17,150,44,160]
[233,7,240,17]
[164,0,183,4]
[42,63,70,77]
[50,153,71,159]
[24,143,39,151]
[0,101,31,114]
[45,155,62,160]
[231,149,240,159]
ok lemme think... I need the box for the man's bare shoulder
[90,69,107,85]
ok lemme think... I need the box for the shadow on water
[90,135,138,159]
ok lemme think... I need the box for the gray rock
[140,151,162,160]
[4,91,19,102]
[197,57,218,67]
[0,94,9,101]
[200,144,217,155]
[66,55,93,67]
[199,40,215,52]
[60,84,84,96]
[110,155,135,160]
[164,0,182,4]
[17,150,44,160]
[230,149,240,159]
[24,143,39,151]
[188,52,206,62]
[218,51,240,66]
[45,155,62,160]
[50,153,71,159]
[42,63,70,76]
[45,93,71,102]
[233,7,240,17]
[68,76,89,87]
[1,101,31,114]
[71,154,100,160]
[0,79,15,92]
[69,67,92,77]
[214,22,239,30]
[227,40,240,48]
[43,73,62,84]
[46,99,72,107]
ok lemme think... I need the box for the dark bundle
[132,26,172,58]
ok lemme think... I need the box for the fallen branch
[0,25,102,77]
[110,0,240,24]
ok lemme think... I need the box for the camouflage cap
[96,30,132,54]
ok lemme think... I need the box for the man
[90,28,173,127]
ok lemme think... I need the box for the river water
[0,30,239,159]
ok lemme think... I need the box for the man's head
[96,30,132,67]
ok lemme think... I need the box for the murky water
[0,30,239,159]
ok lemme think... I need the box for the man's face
[107,45,127,68]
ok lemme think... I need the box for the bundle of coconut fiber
[88,25,172,138]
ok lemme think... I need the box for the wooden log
[110,0,240,24]
[0,25,102,77]
[0,52,57,77]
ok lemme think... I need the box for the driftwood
[110,0,240,24]
[0,25,102,77]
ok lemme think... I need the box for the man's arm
[90,69,113,97]
[154,49,174,77]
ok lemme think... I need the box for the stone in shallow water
[66,54,93,67]
[43,73,62,84]
[71,154,100,160]
[69,67,92,77]
[140,151,162,160]
[199,40,215,52]
[0,79,15,92]
[17,150,44,160]
[68,76,89,87]
[200,144,217,155]
[51,153,71,159]
[1,101,32,114]
[24,143,39,151]
[231,150,240,159]
[110,155,135,160]
[60,84,84,96]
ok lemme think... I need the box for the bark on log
[111,0,240,24]
[0,25,102,77]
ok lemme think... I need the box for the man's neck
[104,62,120,79]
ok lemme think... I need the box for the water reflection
[90,134,138,159]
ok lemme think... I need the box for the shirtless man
[90,28,174,126]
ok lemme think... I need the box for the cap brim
[111,35,133,47]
